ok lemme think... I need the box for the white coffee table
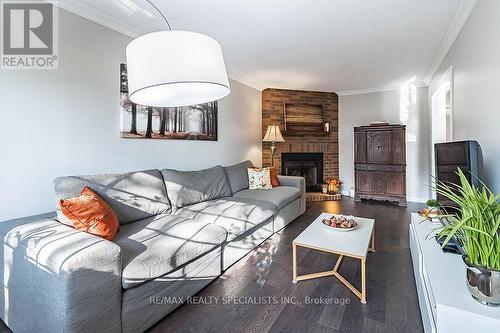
[292,213,375,303]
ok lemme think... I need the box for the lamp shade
[126,30,230,107]
[263,124,285,142]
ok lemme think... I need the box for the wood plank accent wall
[262,88,339,178]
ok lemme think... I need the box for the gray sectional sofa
[0,161,305,333]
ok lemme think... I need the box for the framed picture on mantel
[119,63,218,141]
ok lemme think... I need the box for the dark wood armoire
[354,124,407,206]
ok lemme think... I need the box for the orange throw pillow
[270,167,281,187]
[59,187,119,240]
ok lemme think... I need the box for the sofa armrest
[277,176,307,215]
[0,213,122,333]
[277,175,306,195]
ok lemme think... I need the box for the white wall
[0,9,262,221]
[429,0,500,193]
[339,87,430,202]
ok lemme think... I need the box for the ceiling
[53,0,477,93]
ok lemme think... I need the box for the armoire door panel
[392,129,406,164]
[385,172,404,196]
[356,171,373,193]
[367,131,391,163]
[354,131,367,163]
[373,172,385,195]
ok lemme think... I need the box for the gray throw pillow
[160,165,232,210]
[223,160,254,194]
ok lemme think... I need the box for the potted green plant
[426,199,439,210]
[424,198,442,221]
[434,168,500,306]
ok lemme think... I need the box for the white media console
[409,213,500,333]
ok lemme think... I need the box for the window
[430,66,453,182]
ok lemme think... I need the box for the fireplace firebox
[281,153,323,192]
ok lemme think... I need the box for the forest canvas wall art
[120,64,218,141]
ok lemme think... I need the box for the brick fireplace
[262,88,339,186]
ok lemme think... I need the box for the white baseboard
[341,190,353,197]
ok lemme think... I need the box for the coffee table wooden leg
[333,255,344,272]
[361,257,367,304]
[292,242,297,283]
[292,246,369,303]
[369,227,375,252]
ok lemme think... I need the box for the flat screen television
[434,140,484,205]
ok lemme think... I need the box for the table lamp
[263,124,285,167]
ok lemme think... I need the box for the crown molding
[336,86,400,96]
[336,82,427,96]
[423,0,478,85]
[44,0,144,38]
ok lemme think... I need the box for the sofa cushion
[233,186,301,209]
[160,165,232,211]
[115,214,227,289]
[223,160,253,194]
[175,197,277,241]
[54,169,170,226]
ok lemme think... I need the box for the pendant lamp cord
[145,0,172,30]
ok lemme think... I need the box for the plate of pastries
[321,215,358,231]
[419,208,445,223]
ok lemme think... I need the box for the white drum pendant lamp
[126,1,230,107]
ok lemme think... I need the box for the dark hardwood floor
[0,198,424,333]
[150,198,425,333]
